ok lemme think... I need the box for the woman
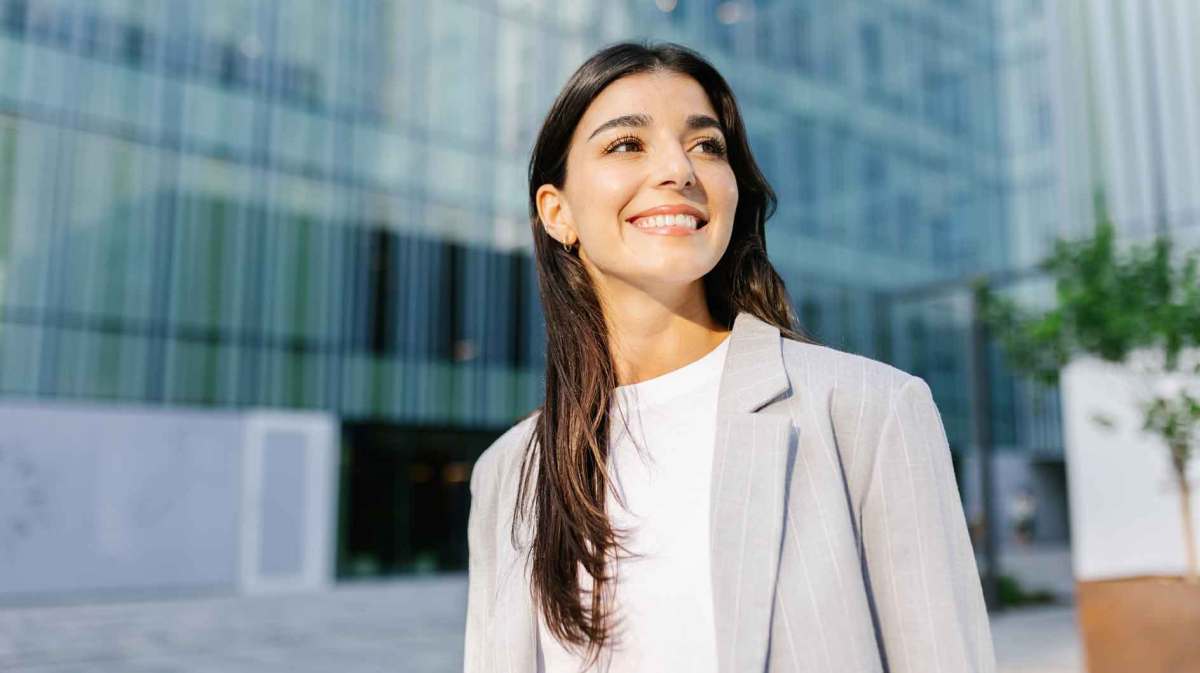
[464,40,996,673]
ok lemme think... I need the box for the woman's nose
[653,146,696,189]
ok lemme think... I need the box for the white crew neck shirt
[537,333,731,673]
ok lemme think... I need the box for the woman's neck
[600,283,730,387]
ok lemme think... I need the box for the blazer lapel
[710,311,794,673]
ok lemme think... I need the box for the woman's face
[538,71,738,293]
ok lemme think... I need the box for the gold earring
[562,238,573,252]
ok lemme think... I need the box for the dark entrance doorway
[337,422,505,578]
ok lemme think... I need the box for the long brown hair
[518,39,812,666]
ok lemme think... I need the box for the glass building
[0,0,1063,580]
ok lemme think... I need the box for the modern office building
[0,0,1099,595]
[1050,0,1200,247]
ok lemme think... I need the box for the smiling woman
[464,40,996,673]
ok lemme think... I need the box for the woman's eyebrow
[586,113,721,141]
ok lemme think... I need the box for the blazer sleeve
[464,447,500,673]
[859,375,997,673]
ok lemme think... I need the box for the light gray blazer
[464,310,997,673]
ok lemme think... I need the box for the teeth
[633,214,701,229]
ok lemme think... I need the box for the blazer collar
[494,310,794,673]
[717,310,792,414]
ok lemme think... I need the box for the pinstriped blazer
[464,310,997,673]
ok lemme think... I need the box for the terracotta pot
[1076,575,1200,673]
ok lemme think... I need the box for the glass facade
[0,0,1060,573]
[0,0,548,426]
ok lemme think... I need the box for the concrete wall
[0,401,338,602]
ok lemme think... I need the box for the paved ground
[0,578,467,673]
[987,543,1083,673]
[991,604,1083,673]
[0,576,1081,673]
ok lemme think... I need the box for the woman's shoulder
[777,337,944,510]
[778,336,919,404]
[776,336,941,453]
[470,409,540,497]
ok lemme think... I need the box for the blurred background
[0,0,1197,671]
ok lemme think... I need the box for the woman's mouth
[627,213,708,236]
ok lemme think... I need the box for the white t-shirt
[538,333,731,673]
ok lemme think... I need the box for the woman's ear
[536,184,577,246]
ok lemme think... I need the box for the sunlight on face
[557,71,738,292]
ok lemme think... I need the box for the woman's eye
[696,138,727,155]
[605,137,641,153]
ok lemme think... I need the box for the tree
[972,204,1200,584]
